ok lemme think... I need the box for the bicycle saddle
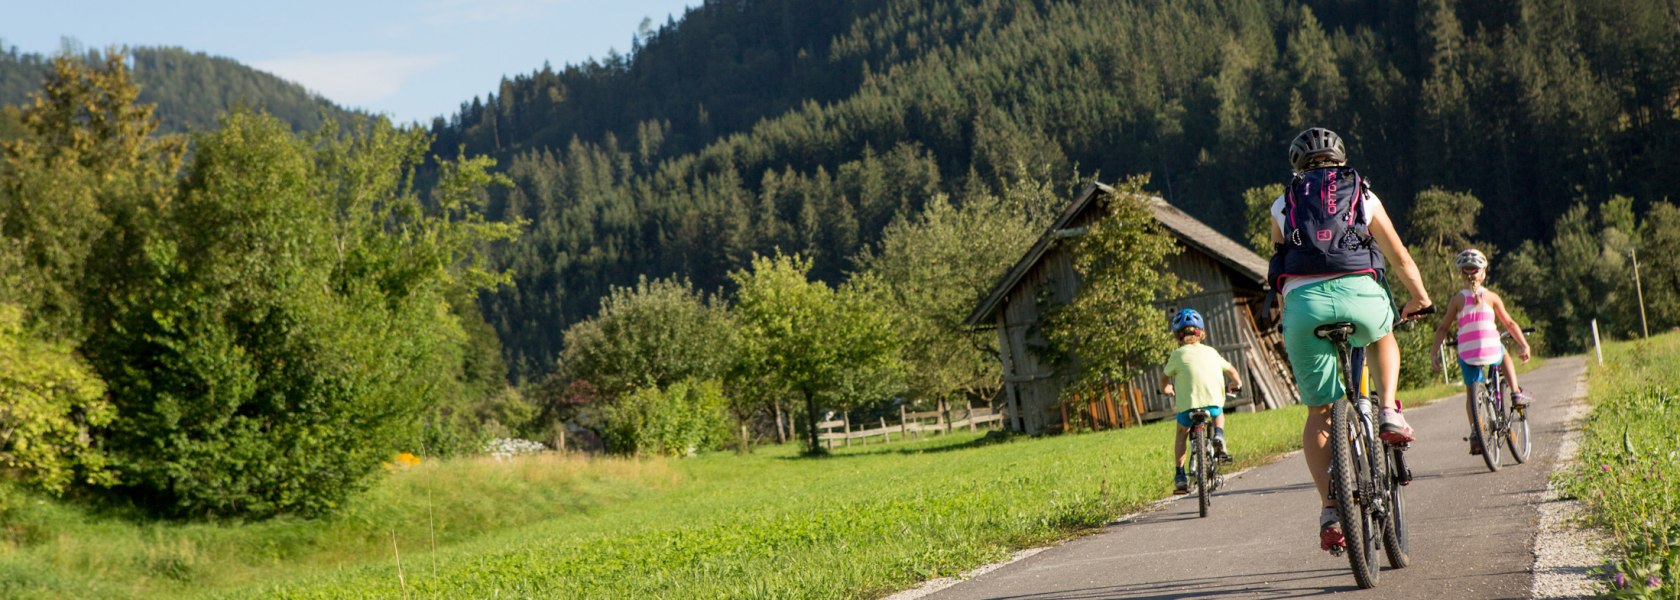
[1313,322,1357,339]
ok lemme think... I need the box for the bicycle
[1314,307,1430,589]
[1446,328,1535,472]
[1181,392,1238,518]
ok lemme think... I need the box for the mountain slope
[0,44,363,133]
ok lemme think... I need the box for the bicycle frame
[1315,322,1411,589]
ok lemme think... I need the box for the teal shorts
[1281,276,1395,407]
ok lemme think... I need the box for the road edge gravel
[1530,366,1608,599]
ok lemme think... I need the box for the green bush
[602,379,730,457]
[80,113,515,518]
[0,304,114,507]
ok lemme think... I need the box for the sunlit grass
[1561,332,1680,596]
[3,406,1313,599]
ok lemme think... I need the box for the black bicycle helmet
[1288,127,1346,172]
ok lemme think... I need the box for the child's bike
[1314,316,1422,589]
[1183,402,1234,518]
[1447,328,1535,472]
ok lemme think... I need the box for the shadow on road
[977,567,1367,599]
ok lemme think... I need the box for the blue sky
[4,0,704,125]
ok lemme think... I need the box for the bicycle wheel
[1331,399,1379,588]
[1379,443,1411,568]
[1503,375,1532,464]
[1469,382,1502,472]
[1193,426,1210,518]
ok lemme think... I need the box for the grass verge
[1560,331,1680,597]
[2,405,1313,599]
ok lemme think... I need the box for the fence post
[843,412,852,447]
[880,417,889,443]
[900,404,908,438]
[942,399,952,434]
[1591,319,1604,365]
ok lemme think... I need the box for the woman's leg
[1369,331,1401,411]
[1303,404,1334,507]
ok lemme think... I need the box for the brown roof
[964,183,1268,327]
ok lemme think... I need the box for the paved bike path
[927,356,1587,599]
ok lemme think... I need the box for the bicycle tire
[1332,399,1379,588]
[1470,382,1502,472]
[1503,375,1532,463]
[1379,442,1410,568]
[1194,426,1210,518]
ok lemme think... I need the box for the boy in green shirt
[1160,308,1242,494]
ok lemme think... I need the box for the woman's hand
[1400,298,1434,323]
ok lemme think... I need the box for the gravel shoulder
[1530,365,1609,599]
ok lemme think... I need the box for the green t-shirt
[1164,343,1233,413]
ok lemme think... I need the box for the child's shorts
[1177,406,1224,428]
[1461,354,1504,385]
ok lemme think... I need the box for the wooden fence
[816,402,1003,448]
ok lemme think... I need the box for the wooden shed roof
[964,183,1269,328]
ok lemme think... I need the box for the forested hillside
[439,0,1680,378]
[0,43,361,133]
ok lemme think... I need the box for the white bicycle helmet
[1455,248,1488,270]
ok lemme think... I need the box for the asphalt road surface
[930,356,1587,600]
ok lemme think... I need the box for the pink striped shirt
[1456,288,1502,365]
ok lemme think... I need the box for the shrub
[602,379,730,457]
[0,304,115,506]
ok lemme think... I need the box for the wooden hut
[964,183,1298,434]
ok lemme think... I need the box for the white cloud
[252,51,446,109]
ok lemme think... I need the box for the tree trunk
[773,400,787,444]
[803,389,824,455]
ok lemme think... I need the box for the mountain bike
[1182,393,1238,518]
[1314,309,1428,589]
[1447,328,1535,472]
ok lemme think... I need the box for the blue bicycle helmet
[1171,308,1205,333]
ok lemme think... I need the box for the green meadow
[3,405,1316,599]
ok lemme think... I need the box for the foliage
[729,253,903,454]
[0,46,522,518]
[1562,332,1680,597]
[1502,197,1660,351]
[601,379,731,457]
[557,276,739,402]
[854,176,1060,408]
[0,304,114,505]
[0,50,186,339]
[434,0,1680,382]
[1045,177,1193,394]
[1406,187,1488,303]
[1241,183,1282,254]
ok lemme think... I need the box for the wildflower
[1614,572,1628,588]
[1602,464,1613,472]
[1648,575,1662,588]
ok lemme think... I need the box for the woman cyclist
[1267,127,1433,553]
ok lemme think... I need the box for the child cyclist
[1431,248,1534,455]
[1160,308,1242,494]
[1267,127,1433,553]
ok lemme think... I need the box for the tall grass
[3,405,1312,599]
[0,454,676,598]
[1561,331,1680,597]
